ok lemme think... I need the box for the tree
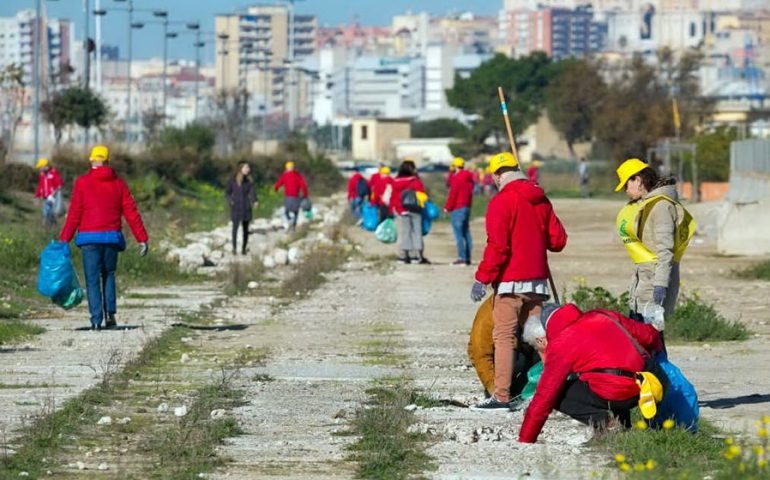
[213,88,250,153]
[446,53,556,154]
[690,127,736,182]
[141,107,165,146]
[41,87,108,145]
[657,47,713,138]
[546,59,607,158]
[0,64,25,164]
[157,123,216,155]
[411,118,469,138]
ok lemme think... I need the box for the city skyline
[0,0,499,63]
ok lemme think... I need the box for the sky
[1,0,499,63]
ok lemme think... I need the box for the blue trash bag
[650,352,699,432]
[422,214,433,236]
[424,200,440,221]
[362,202,379,232]
[37,241,84,310]
[375,218,398,244]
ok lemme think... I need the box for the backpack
[401,189,421,213]
[356,177,370,198]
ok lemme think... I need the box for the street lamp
[33,0,59,165]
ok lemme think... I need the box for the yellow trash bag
[636,371,665,419]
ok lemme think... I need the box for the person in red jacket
[518,304,664,443]
[346,168,369,219]
[369,166,393,222]
[470,151,567,410]
[444,157,476,265]
[34,157,64,229]
[273,161,309,232]
[527,160,542,184]
[59,145,148,330]
[392,160,428,264]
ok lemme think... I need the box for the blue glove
[471,281,487,302]
[652,286,667,305]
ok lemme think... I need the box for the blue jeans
[450,207,472,262]
[81,244,119,327]
[350,197,363,219]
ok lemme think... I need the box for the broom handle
[497,86,560,305]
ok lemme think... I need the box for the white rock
[180,353,191,364]
[273,248,289,265]
[97,416,112,426]
[19,472,29,477]
[174,406,188,417]
[181,337,193,343]
[288,247,301,265]
[157,402,169,413]
[97,463,109,471]
[76,462,86,471]
[210,409,227,420]
[403,404,417,412]
[263,256,277,269]
[247,281,258,289]
[116,417,131,425]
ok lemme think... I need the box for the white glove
[139,242,149,257]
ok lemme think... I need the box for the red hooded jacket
[347,172,365,200]
[370,173,394,207]
[274,170,308,198]
[445,168,475,211]
[60,166,148,243]
[475,180,567,285]
[35,167,64,199]
[391,175,425,215]
[519,305,663,443]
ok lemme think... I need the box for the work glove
[652,286,667,306]
[470,281,487,303]
[139,242,149,257]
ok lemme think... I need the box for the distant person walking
[34,157,64,230]
[527,160,542,184]
[369,166,394,222]
[445,157,475,265]
[392,160,429,265]
[59,145,148,330]
[614,158,696,321]
[578,157,589,198]
[274,161,308,232]
[470,152,567,410]
[347,168,369,219]
[226,161,258,255]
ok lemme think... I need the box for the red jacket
[445,168,475,211]
[347,172,364,200]
[60,166,148,243]
[274,171,308,198]
[370,173,394,207]
[527,165,539,183]
[475,180,567,285]
[519,305,663,443]
[391,175,425,215]
[35,167,64,199]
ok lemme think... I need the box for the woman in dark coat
[226,161,258,255]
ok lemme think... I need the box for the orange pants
[492,293,543,402]
[467,296,495,395]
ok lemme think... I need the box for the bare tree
[0,64,26,164]
[213,87,250,154]
[142,107,165,146]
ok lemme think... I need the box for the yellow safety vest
[616,195,696,264]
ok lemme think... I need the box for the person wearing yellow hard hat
[469,151,567,411]
[614,158,695,322]
[526,160,543,184]
[34,157,64,230]
[445,156,476,265]
[59,145,149,330]
[274,160,309,232]
[517,303,665,443]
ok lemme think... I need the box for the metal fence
[728,139,770,204]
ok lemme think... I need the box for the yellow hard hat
[35,158,49,169]
[380,166,391,175]
[614,158,649,192]
[285,161,295,170]
[452,157,465,168]
[89,145,110,163]
[488,151,518,173]
[636,371,664,419]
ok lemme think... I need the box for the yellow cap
[35,158,49,169]
[488,151,518,173]
[452,157,465,168]
[380,166,391,175]
[90,145,110,163]
[614,158,648,192]
[532,160,544,168]
[636,371,664,419]
[285,161,295,171]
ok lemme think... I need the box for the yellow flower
[725,437,734,445]
[619,463,631,472]
[633,463,646,472]
[759,427,769,438]
[763,415,770,424]
[729,445,742,456]
[662,419,675,430]
[724,452,736,461]
[754,446,765,456]
[615,454,626,463]
[759,459,768,469]
[635,420,648,430]
[645,459,656,470]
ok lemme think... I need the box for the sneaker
[105,315,117,329]
[470,396,510,411]
[452,259,466,266]
[418,257,431,265]
[398,256,411,264]
[90,324,102,331]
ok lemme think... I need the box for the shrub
[570,284,630,312]
[667,293,749,342]
[735,260,770,281]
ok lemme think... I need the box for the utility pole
[33,0,41,164]
[127,0,134,144]
[287,0,295,132]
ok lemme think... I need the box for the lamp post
[33,0,59,165]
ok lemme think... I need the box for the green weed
[0,319,45,344]
[736,259,770,281]
[570,284,630,312]
[667,293,749,342]
[279,243,349,299]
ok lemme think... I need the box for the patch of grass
[667,293,750,342]
[0,319,45,344]
[595,417,725,478]
[347,377,436,480]
[359,339,407,367]
[252,373,274,382]
[124,292,181,300]
[120,326,193,381]
[221,256,266,296]
[118,245,200,286]
[735,259,770,281]
[278,243,349,299]
[570,284,630,312]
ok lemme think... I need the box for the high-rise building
[507,6,606,59]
